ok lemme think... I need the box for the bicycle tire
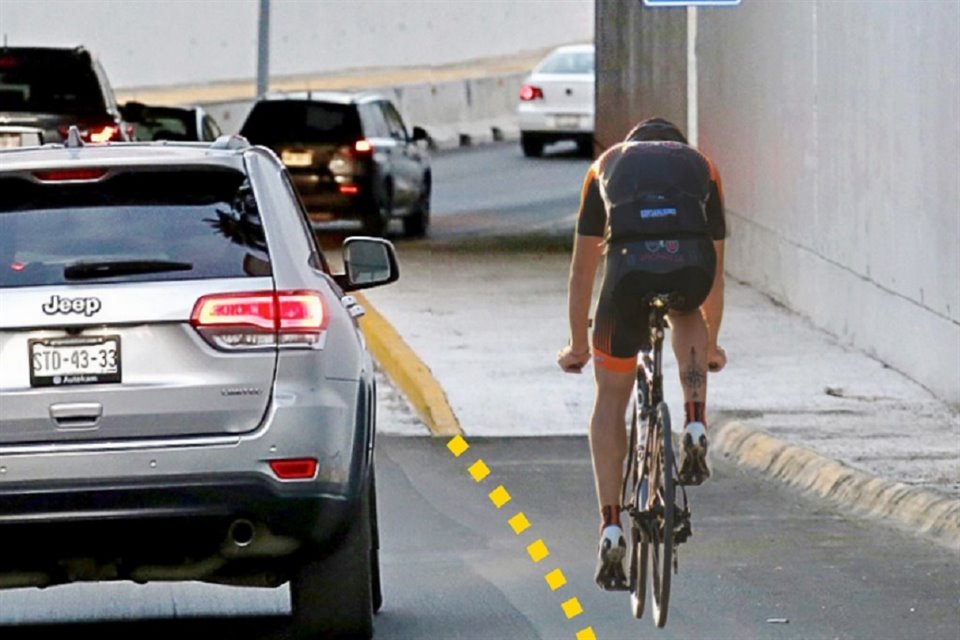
[627,397,647,618]
[650,401,674,628]
[630,523,648,618]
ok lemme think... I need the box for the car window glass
[0,50,107,115]
[359,103,388,138]
[280,170,330,273]
[380,102,408,141]
[241,101,362,146]
[0,170,271,287]
[535,50,595,75]
[203,115,222,141]
[130,108,195,141]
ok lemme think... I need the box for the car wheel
[521,132,544,158]
[362,183,391,237]
[403,175,431,238]
[289,479,374,638]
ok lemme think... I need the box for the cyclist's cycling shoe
[595,525,629,591]
[679,421,710,485]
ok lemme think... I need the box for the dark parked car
[240,91,431,237]
[120,101,223,142]
[0,130,397,637]
[0,46,131,145]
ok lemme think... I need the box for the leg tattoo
[682,347,706,401]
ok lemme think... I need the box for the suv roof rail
[65,125,85,149]
[210,134,250,151]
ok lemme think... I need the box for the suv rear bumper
[0,473,360,587]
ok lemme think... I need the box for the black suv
[0,46,131,145]
[240,91,431,237]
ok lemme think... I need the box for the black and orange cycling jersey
[577,141,727,373]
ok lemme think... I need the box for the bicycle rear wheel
[627,403,647,618]
[650,401,674,628]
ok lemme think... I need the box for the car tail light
[329,142,370,181]
[339,185,360,195]
[33,168,108,182]
[58,122,124,143]
[520,84,544,101]
[270,458,319,480]
[0,56,19,69]
[190,290,328,350]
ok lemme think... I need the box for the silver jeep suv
[0,130,397,638]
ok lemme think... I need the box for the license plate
[555,115,580,129]
[29,336,121,387]
[0,133,21,148]
[281,150,314,167]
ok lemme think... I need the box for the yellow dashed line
[447,436,594,639]
[508,512,531,534]
[527,539,550,563]
[468,459,491,482]
[489,485,512,508]
[545,568,567,591]
[447,435,469,457]
[562,597,584,619]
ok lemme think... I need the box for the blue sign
[643,0,741,6]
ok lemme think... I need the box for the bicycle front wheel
[650,401,674,628]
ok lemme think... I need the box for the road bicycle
[620,294,692,628]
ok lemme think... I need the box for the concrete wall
[596,0,960,404]
[0,0,593,89]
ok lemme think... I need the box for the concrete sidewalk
[361,245,960,551]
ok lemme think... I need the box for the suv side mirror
[411,126,429,143]
[338,237,400,291]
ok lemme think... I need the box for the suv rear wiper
[64,259,194,280]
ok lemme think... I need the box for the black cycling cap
[624,117,688,144]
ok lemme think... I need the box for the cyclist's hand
[558,345,591,373]
[708,345,727,372]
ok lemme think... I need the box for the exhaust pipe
[228,519,256,548]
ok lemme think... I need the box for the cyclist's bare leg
[589,363,634,590]
[589,365,634,511]
[669,308,711,484]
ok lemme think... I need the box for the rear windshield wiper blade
[64,259,194,280]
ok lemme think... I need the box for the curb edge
[713,419,960,553]
[355,293,463,438]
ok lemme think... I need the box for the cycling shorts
[592,238,715,373]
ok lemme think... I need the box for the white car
[517,43,595,158]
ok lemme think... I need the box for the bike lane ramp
[358,246,960,551]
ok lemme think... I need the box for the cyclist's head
[624,117,688,144]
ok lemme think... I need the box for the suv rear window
[0,50,107,115]
[241,101,362,146]
[0,169,271,288]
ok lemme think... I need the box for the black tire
[361,184,391,237]
[520,132,544,158]
[289,482,374,639]
[403,175,431,238]
[370,465,383,614]
[576,136,594,158]
[630,525,648,619]
[650,401,674,628]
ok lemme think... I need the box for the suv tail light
[520,84,544,101]
[58,122,124,143]
[190,290,328,350]
[270,458,318,480]
[329,140,372,188]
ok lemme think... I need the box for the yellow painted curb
[714,420,960,552]
[354,293,462,437]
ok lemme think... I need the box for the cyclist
[557,117,727,590]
